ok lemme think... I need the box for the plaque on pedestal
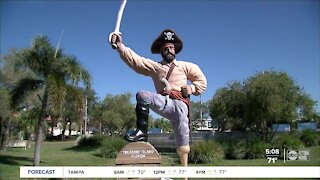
[115,142,161,180]
[115,141,161,166]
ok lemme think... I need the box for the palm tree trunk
[51,119,54,137]
[0,117,11,152]
[0,116,5,151]
[33,90,48,166]
[61,129,65,141]
[27,130,32,148]
[68,121,72,136]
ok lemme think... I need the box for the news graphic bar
[20,166,320,178]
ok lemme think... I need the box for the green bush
[221,138,269,160]
[230,139,246,159]
[189,140,224,164]
[245,138,270,159]
[220,140,238,160]
[272,133,304,158]
[318,132,320,145]
[300,129,318,147]
[224,139,247,160]
[77,134,105,148]
[99,136,127,158]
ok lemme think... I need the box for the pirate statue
[109,29,207,166]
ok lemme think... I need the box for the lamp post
[200,94,203,130]
[84,95,88,134]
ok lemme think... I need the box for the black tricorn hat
[151,29,183,54]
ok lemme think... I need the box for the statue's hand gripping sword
[109,0,127,49]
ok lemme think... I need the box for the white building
[194,117,214,131]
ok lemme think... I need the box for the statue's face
[161,43,176,63]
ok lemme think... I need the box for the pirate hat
[151,29,183,54]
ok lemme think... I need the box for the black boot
[124,103,149,142]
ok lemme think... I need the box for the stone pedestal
[115,142,161,180]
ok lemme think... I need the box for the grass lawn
[0,140,319,180]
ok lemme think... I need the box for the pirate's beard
[162,52,176,63]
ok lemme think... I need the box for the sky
[1,0,320,112]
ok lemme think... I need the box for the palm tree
[11,35,91,166]
[0,87,11,151]
[59,86,87,140]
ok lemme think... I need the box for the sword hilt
[112,43,118,49]
[109,32,119,49]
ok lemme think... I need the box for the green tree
[57,86,87,140]
[18,107,39,147]
[10,35,91,166]
[0,87,11,151]
[101,93,135,134]
[0,50,36,151]
[312,112,320,126]
[0,62,10,150]
[90,100,105,134]
[209,70,319,142]
[209,81,246,131]
[243,71,299,141]
[152,118,173,133]
[297,92,317,121]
